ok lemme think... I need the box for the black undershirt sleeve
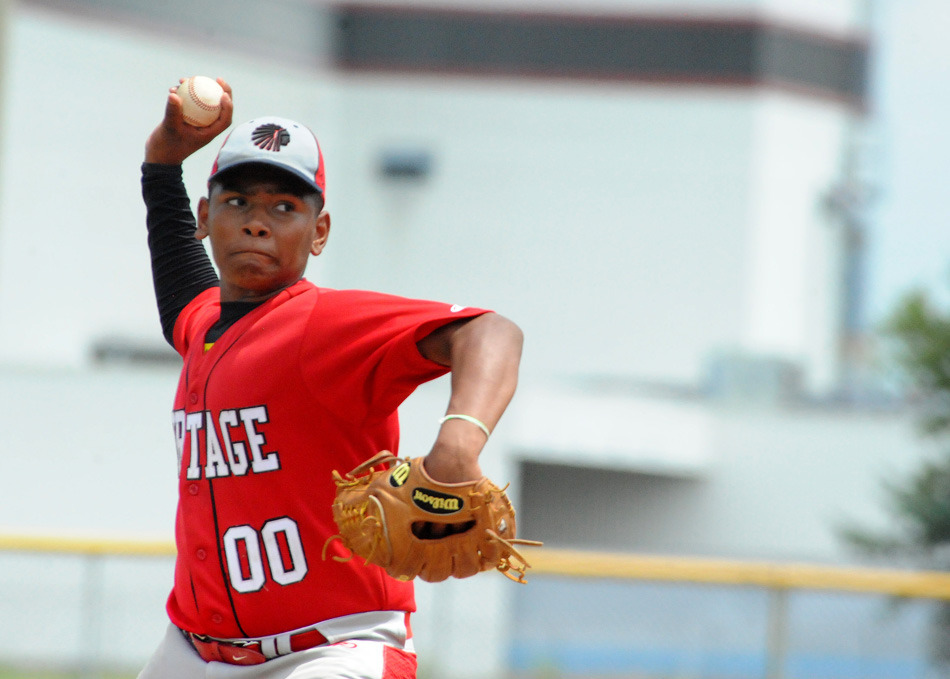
[141,162,220,347]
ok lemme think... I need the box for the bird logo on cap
[251,123,291,152]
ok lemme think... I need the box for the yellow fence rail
[529,548,950,600]
[4,531,950,600]
[0,532,176,557]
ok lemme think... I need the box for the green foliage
[842,288,950,562]
[838,457,950,562]
[884,289,950,436]
[886,456,950,547]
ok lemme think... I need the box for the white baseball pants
[136,623,417,679]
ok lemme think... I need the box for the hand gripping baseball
[324,452,543,583]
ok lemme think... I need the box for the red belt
[183,627,329,665]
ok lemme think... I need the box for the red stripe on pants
[382,645,417,679]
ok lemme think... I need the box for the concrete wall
[515,388,935,561]
[0,1,866,392]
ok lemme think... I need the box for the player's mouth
[233,249,275,259]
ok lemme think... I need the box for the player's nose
[244,223,271,237]
[242,213,272,237]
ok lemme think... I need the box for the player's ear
[195,196,210,240]
[311,210,330,256]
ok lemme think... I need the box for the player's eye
[275,201,297,213]
[225,196,246,207]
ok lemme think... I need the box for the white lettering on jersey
[223,517,309,594]
[223,525,266,593]
[241,406,280,473]
[261,517,308,585]
[185,412,204,480]
[219,409,249,476]
[172,410,186,472]
[204,410,231,479]
[173,405,280,480]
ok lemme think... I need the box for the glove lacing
[484,529,544,584]
[323,471,393,565]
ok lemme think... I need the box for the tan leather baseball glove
[325,451,542,583]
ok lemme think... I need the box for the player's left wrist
[423,445,482,483]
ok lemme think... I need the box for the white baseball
[176,76,224,127]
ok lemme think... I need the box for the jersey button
[212,614,224,625]
[188,484,199,496]
[196,548,207,560]
[189,392,199,404]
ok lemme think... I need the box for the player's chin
[226,269,296,298]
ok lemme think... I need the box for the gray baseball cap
[209,116,325,196]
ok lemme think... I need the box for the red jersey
[167,279,487,639]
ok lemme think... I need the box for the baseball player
[135,79,523,679]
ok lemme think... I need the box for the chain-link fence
[0,535,175,677]
[510,550,950,679]
[511,574,941,679]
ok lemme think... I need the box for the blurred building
[0,0,934,676]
